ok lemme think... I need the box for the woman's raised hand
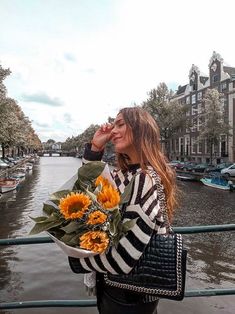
[91,123,113,151]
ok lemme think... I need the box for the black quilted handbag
[104,171,187,301]
[104,231,187,300]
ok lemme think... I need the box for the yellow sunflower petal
[97,185,120,209]
[59,192,91,220]
[87,210,107,225]
[95,176,110,188]
[80,231,109,253]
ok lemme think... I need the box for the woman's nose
[110,126,116,134]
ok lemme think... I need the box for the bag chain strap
[151,170,173,233]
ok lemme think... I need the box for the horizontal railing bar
[0,236,53,245]
[174,224,235,234]
[0,299,96,309]
[185,288,235,297]
[0,224,235,246]
[1,289,235,309]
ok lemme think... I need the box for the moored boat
[0,178,19,193]
[200,177,235,191]
[25,163,33,171]
[177,173,196,181]
[10,171,26,181]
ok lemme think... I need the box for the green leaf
[60,232,77,243]
[61,221,84,233]
[94,184,102,195]
[121,218,138,233]
[50,190,71,200]
[43,203,57,215]
[50,199,60,206]
[120,175,136,204]
[109,211,121,236]
[78,161,105,184]
[43,212,61,223]
[65,233,82,246]
[85,189,97,202]
[29,216,48,223]
[29,219,64,235]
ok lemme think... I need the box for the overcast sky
[1,0,234,142]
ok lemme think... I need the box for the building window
[198,141,202,153]
[186,96,190,104]
[205,140,210,154]
[192,105,198,115]
[212,74,219,83]
[192,138,197,154]
[198,117,203,131]
[192,94,196,104]
[197,91,202,101]
[191,118,197,132]
[185,137,190,156]
[198,103,202,114]
[175,139,179,152]
[221,82,227,91]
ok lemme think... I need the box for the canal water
[0,157,234,314]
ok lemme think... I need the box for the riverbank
[0,157,234,314]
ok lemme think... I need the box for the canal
[0,157,234,314]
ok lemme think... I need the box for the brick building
[170,51,235,164]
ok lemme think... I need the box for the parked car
[205,162,233,174]
[179,161,197,171]
[221,163,235,177]
[191,163,209,173]
[0,159,8,169]
[168,160,183,168]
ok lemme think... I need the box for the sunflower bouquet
[29,161,135,257]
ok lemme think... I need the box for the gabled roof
[200,76,209,85]
[223,66,235,77]
[176,84,187,95]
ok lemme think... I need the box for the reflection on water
[175,181,235,290]
[0,158,235,314]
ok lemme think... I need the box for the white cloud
[1,0,235,142]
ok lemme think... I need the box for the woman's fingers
[100,123,113,133]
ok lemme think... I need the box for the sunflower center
[93,237,102,244]
[68,201,85,214]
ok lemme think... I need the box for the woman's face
[111,113,133,154]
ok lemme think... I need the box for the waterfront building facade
[171,52,235,164]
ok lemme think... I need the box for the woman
[69,107,177,314]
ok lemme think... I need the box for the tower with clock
[209,51,222,85]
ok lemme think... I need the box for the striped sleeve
[69,171,161,274]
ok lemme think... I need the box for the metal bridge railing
[0,224,235,310]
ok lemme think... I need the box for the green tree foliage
[142,82,188,157]
[62,124,100,153]
[0,65,11,101]
[0,63,42,157]
[199,88,231,163]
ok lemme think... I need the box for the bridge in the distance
[37,150,76,157]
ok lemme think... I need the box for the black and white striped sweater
[69,143,169,275]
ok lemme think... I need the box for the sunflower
[97,185,120,209]
[80,231,109,253]
[59,192,91,220]
[95,175,110,188]
[86,210,107,225]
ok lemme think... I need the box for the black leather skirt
[96,274,159,314]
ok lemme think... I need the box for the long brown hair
[117,107,177,221]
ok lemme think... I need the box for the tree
[199,88,231,163]
[0,63,42,157]
[0,65,11,102]
[142,82,188,157]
